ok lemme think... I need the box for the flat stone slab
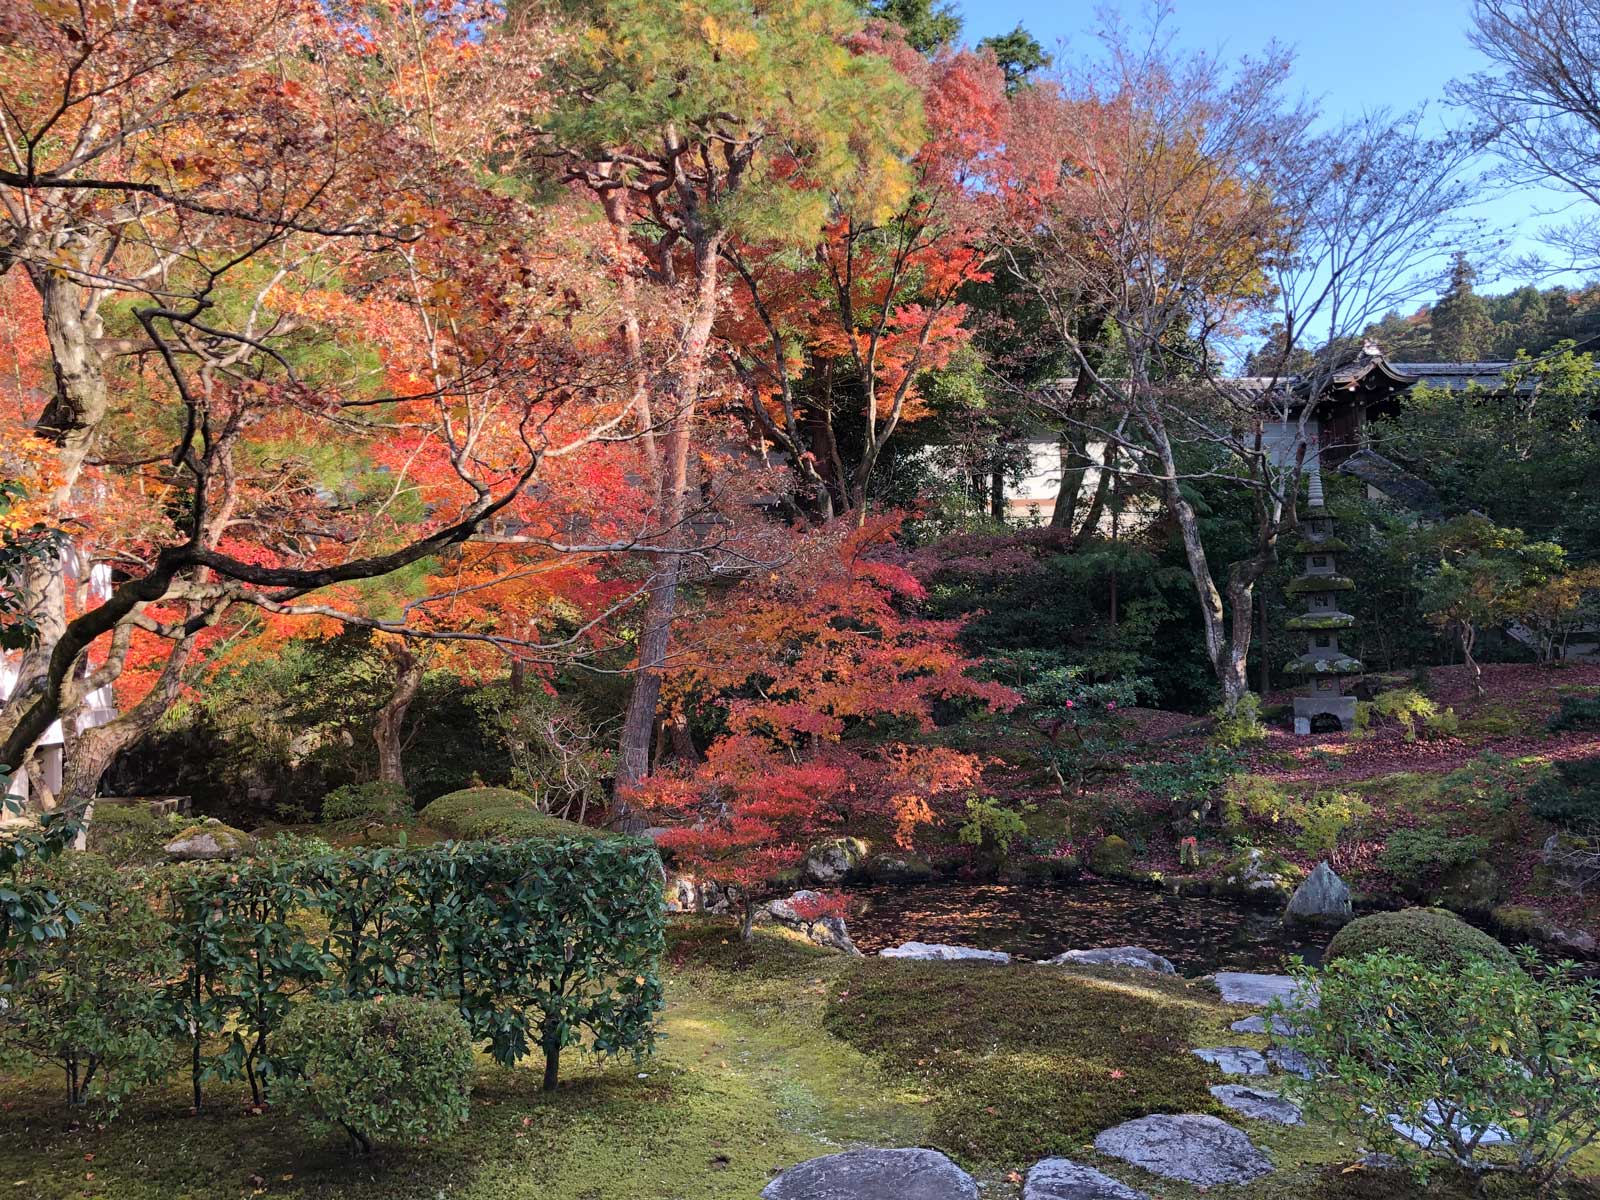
[1384,1103,1513,1150]
[1044,946,1175,974]
[1212,972,1317,1008]
[879,941,1010,964]
[1023,1158,1149,1200]
[1230,1014,1299,1036]
[1193,1046,1271,1075]
[1268,1047,1319,1079]
[761,1149,979,1199]
[1094,1114,1274,1187]
[1211,1084,1304,1125]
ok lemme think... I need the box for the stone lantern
[1286,479,1360,733]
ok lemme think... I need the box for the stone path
[1211,971,1316,1008]
[1211,1084,1304,1125]
[1230,1014,1299,1036]
[1093,1114,1275,1187]
[760,1149,978,1199]
[1023,1158,1149,1200]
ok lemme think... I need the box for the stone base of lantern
[1294,693,1356,733]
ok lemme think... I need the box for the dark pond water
[844,881,1331,976]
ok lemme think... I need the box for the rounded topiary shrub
[418,787,602,841]
[1324,907,1518,972]
[274,996,474,1152]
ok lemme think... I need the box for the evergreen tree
[860,0,960,51]
[1430,252,1492,361]
[978,25,1051,93]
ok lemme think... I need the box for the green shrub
[321,781,409,824]
[1222,778,1369,854]
[1368,687,1457,741]
[418,786,604,841]
[1271,951,1600,1187]
[0,856,180,1115]
[957,795,1032,870]
[274,996,473,1152]
[1129,746,1238,832]
[1324,907,1518,972]
[1527,756,1600,829]
[1549,693,1600,732]
[1379,826,1491,888]
[84,803,171,865]
[1212,691,1267,748]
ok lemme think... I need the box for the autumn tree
[534,0,922,786]
[0,1,637,807]
[1000,19,1479,714]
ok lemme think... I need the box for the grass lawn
[1,919,1595,1200]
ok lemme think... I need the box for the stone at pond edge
[802,837,869,885]
[163,821,251,862]
[1192,1046,1270,1076]
[1023,1158,1149,1200]
[1210,971,1317,1008]
[1093,1114,1274,1187]
[879,941,1010,964]
[1088,835,1133,878]
[863,852,934,885]
[761,1148,978,1200]
[1429,857,1503,916]
[1210,1084,1303,1125]
[1213,848,1303,903]
[1284,861,1352,927]
[1044,946,1175,974]
[763,889,862,956]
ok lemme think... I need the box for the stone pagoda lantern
[1285,476,1361,733]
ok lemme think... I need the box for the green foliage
[418,787,606,841]
[1129,746,1238,831]
[1368,687,1458,741]
[321,781,409,824]
[274,997,473,1153]
[468,686,614,823]
[956,795,1032,869]
[0,856,181,1115]
[0,784,84,954]
[1550,693,1600,732]
[1009,662,1148,798]
[861,0,960,50]
[824,959,1214,1164]
[84,804,174,865]
[1212,690,1267,747]
[1379,828,1492,889]
[1325,907,1519,973]
[1273,951,1600,1187]
[1527,756,1600,829]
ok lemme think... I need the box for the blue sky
[955,0,1590,290]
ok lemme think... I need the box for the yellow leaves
[698,14,759,58]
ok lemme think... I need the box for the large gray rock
[1192,1046,1270,1076]
[1045,946,1175,974]
[1214,849,1302,903]
[163,820,250,862]
[1267,1047,1319,1079]
[879,941,1010,964]
[761,1149,978,1200]
[803,837,868,884]
[1023,1158,1149,1200]
[764,890,862,956]
[1285,862,1353,927]
[1094,1114,1274,1187]
[1212,972,1317,1009]
[1210,1084,1303,1126]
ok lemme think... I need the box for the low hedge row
[2,836,666,1115]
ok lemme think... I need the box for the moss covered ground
[4,919,1595,1199]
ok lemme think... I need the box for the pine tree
[1431,252,1492,361]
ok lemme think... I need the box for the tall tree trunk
[616,233,722,790]
[374,644,424,791]
[989,459,1006,520]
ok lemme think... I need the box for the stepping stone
[1268,1047,1319,1079]
[1230,1014,1299,1036]
[761,1148,979,1199]
[1023,1158,1149,1199]
[1193,1046,1270,1075]
[1211,1084,1304,1125]
[1043,946,1175,974]
[1384,1103,1513,1150]
[879,941,1010,964]
[1212,972,1316,1008]
[1094,1114,1274,1187]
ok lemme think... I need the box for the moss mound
[823,959,1215,1164]
[1325,906,1519,972]
[418,787,605,841]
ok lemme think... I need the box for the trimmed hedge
[418,787,604,841]
[275,996,473,1152]
[1324,907,1518,972]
